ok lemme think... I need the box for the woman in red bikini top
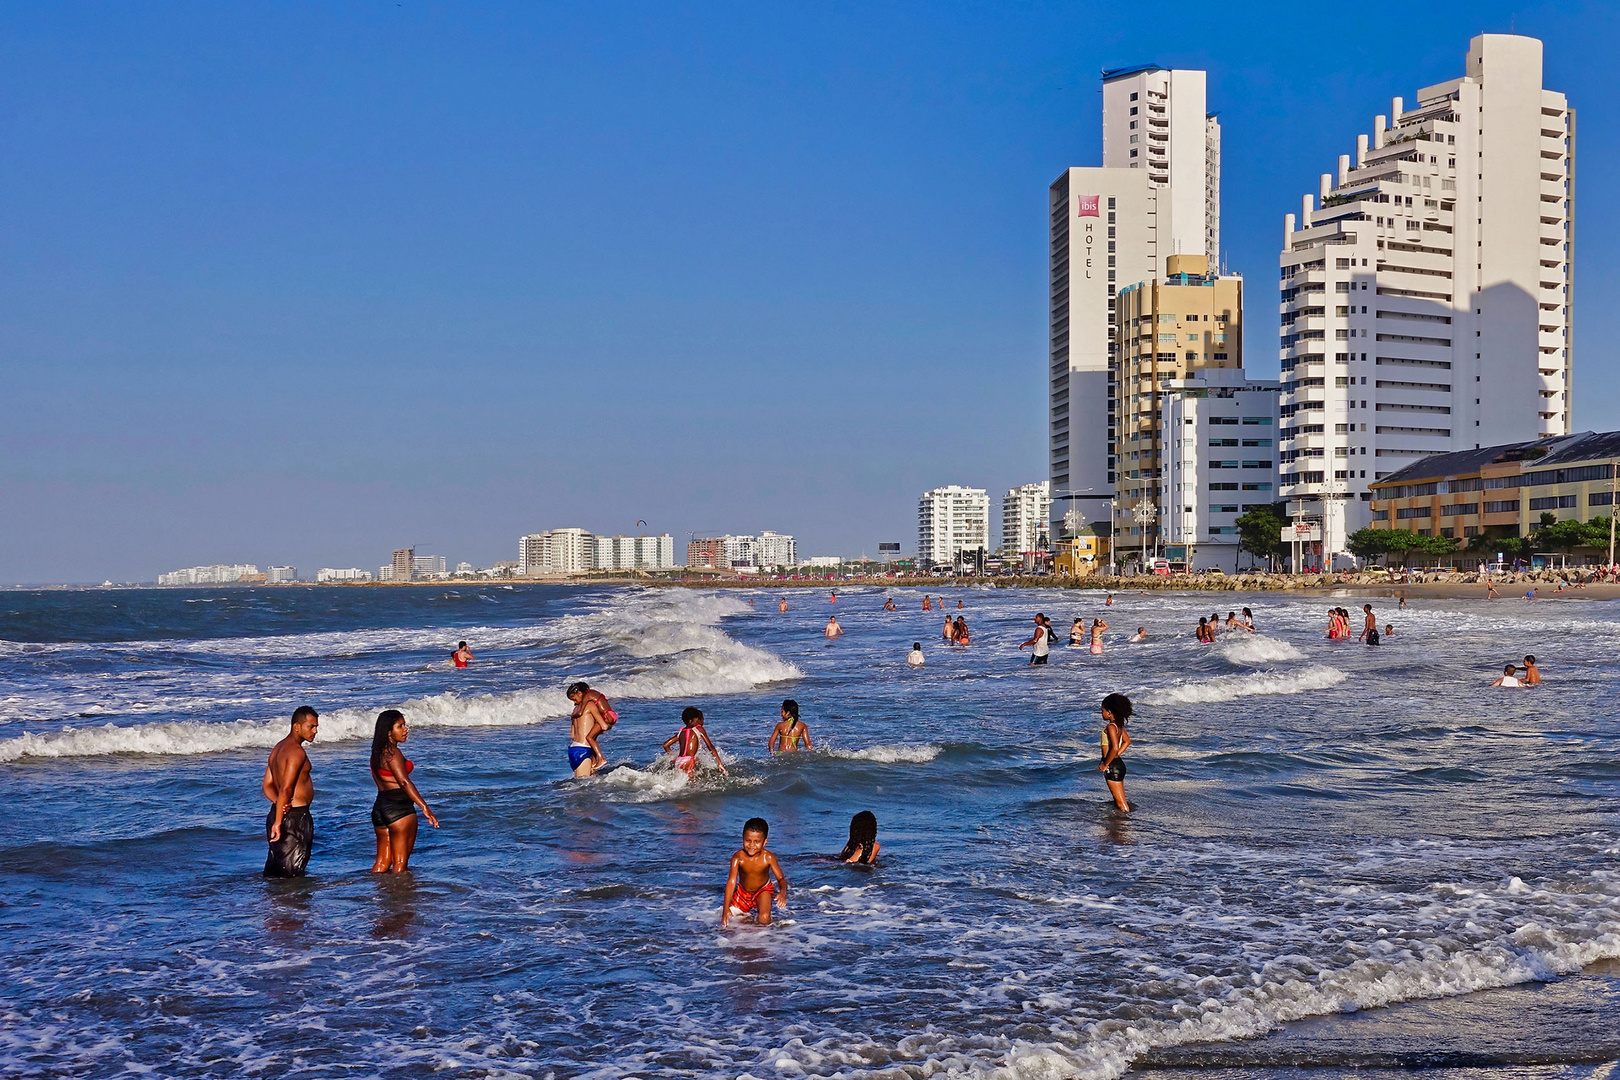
[368,709,439,873]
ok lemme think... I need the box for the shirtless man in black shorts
[263,706,319,877]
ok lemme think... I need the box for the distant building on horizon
[756,531,796,569]
[594,534,677,571]
[918,486,990,568]
[518,529,596,575]
[686,537,726,569]
[317,567,372,582]
[156,564,260,586]
[391,548,414,583]
[266,566,298,584]
[1001,481,1052,555]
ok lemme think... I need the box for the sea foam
[1141,664,1347,705]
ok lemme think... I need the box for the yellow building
[1054,533,1109,575]
[1113,254,1242,542]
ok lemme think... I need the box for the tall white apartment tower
[1277,34,1573,560]
[1050,66,1221,532]
[1001,481,1052,555]
[917,486,990,568]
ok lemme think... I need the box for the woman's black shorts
[371,789,416,828]
[1104,759,1127,783]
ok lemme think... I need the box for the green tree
[1235,502,1289,568]
[1346,526,1392,564]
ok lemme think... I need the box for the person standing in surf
[768,699,814,753]
[1098,693,1133,813]
[369,709,440,873]
[565,681,613,777]
[721,817,788,927]
[663,706,729,778]
[452,641,473,667]
[953,615,969,644]
[1358,604,1380,646]
[262,706,319,877]
[1018,613,1052,665]
[1089,615,1108,655]
[825,615,844,639]
[942,614,957,644]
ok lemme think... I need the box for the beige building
[1112,254,1243,538]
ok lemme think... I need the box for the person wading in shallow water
[369,709,439,873]
[263,706,319,877]
[1097,693,1133,813]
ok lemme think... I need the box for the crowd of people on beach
[258,586,1547,925]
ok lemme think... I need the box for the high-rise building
[756,531,797,568]
[1113,254,1244,536]
[391,548,415,583]
[412,554,447,579]
[1278,33,1573,559]
[721,535,757,568]
[687,537,726,569]
[518,530,596,574]
[156,564,261,586]
[1001,481,1052,555]
[918,486,990,568]
[1050,66,1221,532]
[1158,369,1281,571]
[593,534,677,571]
[266,566,298,584]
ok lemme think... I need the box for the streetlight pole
[1608,458,1617,571]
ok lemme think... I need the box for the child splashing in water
[721,817,788,926]
[663,706,729,779]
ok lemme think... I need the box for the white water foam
[824,743,945,764]
[1218,635,1305,665]
[0,589,800,762]
[1141,664,1347,705]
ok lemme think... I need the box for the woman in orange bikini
[369,709,440,873]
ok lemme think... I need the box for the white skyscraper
[917,486,990,568]
[1277,34,1573,559]
[756,531,797,568]
[518,529,596,574]
[1001,481,1052,555]
[1050,66,1221,530]
[593,534,678,571]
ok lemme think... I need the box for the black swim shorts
[1031,653,1049,665]
[1104,759,1127,783]
[264,805,314,878]
[371,789,416,829]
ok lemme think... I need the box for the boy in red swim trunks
[720,817,788,927]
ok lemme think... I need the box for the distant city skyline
[1,5,1615,583]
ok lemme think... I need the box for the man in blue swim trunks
[567,686,608,777]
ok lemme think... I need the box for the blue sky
[1,2,1614,583]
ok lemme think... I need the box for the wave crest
[1141,665,1346,705]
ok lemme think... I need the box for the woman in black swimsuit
[369,709,440,873]
[835,811,880,864]
[1098,693,1133,813]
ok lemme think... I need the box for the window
[1528,495,1577,511]
[1396,506,1432,519]
[1209,438,1238,447]
[1242,460,1273,469]
[1212,505,1239,514]
[1439,503,1478,517]
[1241,482,1273,491]
[1130,93,1138,101]
[1241,417,1271,425]
[1336,258,1351,269]
[1130,106,1138,115]
[1242,439,1272,447]
[1209,482,1238,491]
[1483,500,1518,514]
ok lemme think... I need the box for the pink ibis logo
[1077,195,1100,217]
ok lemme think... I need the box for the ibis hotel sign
[1078,195,1099,281]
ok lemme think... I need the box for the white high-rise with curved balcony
[1277,33,1573,560]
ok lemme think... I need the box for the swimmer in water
[953,615,969,644]
[1358,604,1380,646]
[907,642,925,667]
[1522,654,1541,685]
[825,615,844,639]
[922,596,932,611]
[779,598,789,613]
[1069,618,1085,647]
[451,641,473,667]
[1196,616,1213,643]
[663,706,729,778]
[1105,594,1114,606]
[1018,613,1052,664]
[1384,624,1395,638]
[942,615,957,643]
[263,706,319,877]
[1098,692,1133,813]
[1127,626,1146,643]
[830,591,837,603]
[1491,664,1523,688]
[1224,611,1238,633]
[1089,616,1108,655]
[769,699,813,753]
[1240,607,1255,632]
[368,709,439,873]
[883,597,896,611]
[721,817,787,927]
[835,811,879,864]
[1398,591,1409,610]
[957,599,964,610]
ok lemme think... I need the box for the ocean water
[1,583,1618,1079]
